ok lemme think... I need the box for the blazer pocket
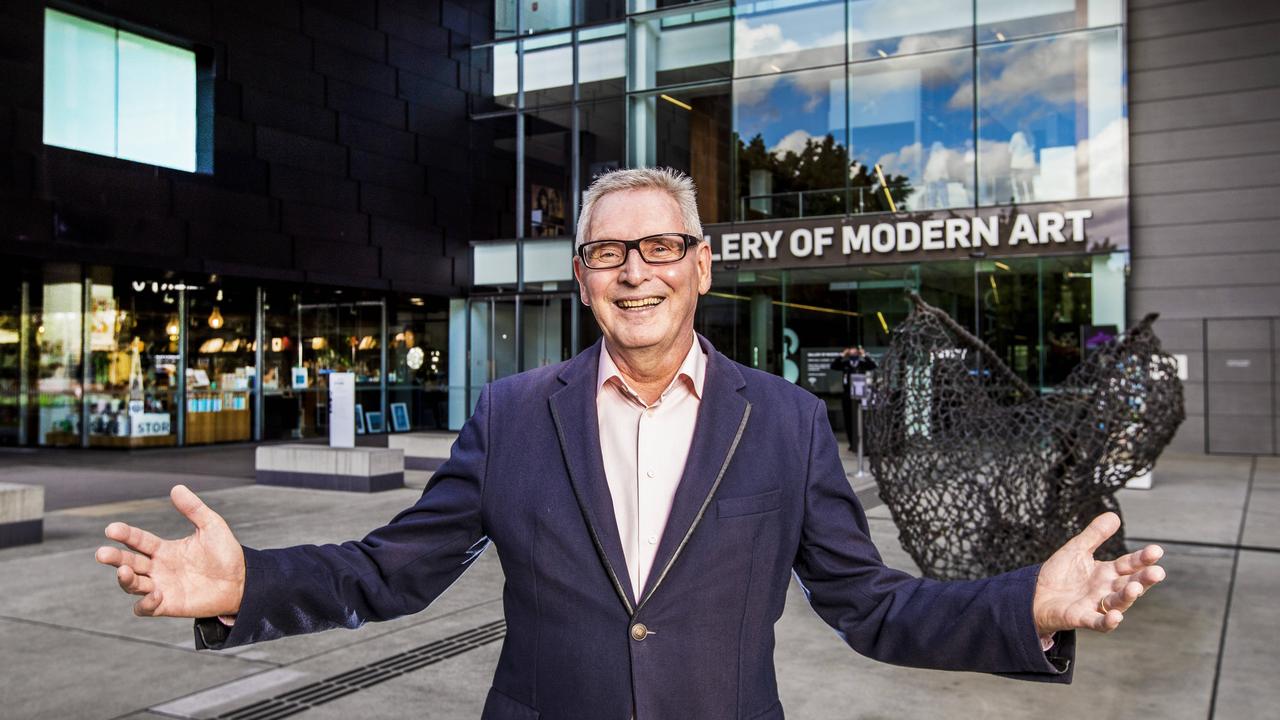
[717,488,781,518]
[483,687,540,719]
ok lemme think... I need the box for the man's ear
[572,257,590,306]
[695,240,713,295]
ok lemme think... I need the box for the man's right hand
[95,484,246,619]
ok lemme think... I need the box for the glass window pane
[630,4,731,90]
[977,28,1126,205]
[43,9,117,158]
[577,0,626,25]
[117,30,197,171]
[735,65,848,220]
[186,279,255,444]
[84,267,181,448]
[578,24,626,100]
[475,41,519,111]
[734,0,845,76]
[523,239,574,283]
[474,242,518,286]
[526,106,572,238]
[579,98,626,192]
[523,32,574,109]
[977,0,1122,43]
[849,48,975,213]
[848,0,972,60]
[629,84,732,223]
[35,263,84,446]
[522,0,573,34]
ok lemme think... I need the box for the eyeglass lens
[583,235,687,268]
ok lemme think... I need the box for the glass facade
[0,259,453,448]
[466,1,1130,437]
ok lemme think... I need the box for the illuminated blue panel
[116,30,196,171]
[43,8,117,157]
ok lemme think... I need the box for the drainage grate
[217,619,507,720]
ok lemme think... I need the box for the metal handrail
[738,184,909,221]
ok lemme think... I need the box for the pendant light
[208,305,224,330]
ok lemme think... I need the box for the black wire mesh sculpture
[866,293,1185,581]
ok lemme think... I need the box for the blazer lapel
[548,340,638,614]
[639,335,751,609]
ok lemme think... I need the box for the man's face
[573,188,712,357]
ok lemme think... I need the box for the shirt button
[645,409,654,417]
[647,535,657,545]
[631,623,649,641]
[646,469,655,478]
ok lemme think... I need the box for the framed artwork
[354,404,366,434]
[390,402,410,432]
[365,410,385,433]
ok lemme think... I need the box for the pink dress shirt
[596,335,707,599]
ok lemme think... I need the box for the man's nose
[617,245,652,285]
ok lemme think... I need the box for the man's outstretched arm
[792,398,1165,681]
[97,385,493,650]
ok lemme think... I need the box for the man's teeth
[617,297,663,309]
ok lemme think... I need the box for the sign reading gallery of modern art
[704,199,1127,269]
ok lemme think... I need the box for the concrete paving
[0,445,1272,719]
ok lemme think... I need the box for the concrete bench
[387,432,456,471]
[255,445,405,493]
[0,482,44,548]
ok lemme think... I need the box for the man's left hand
[1032,512,1166,636]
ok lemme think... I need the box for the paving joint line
[0,613,281,666]
[1207,455,1256,719]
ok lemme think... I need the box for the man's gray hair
[575,167,703,248]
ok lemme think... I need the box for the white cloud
[770,129,817,158]
[948,37,1079,114]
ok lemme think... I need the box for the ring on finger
[1098,598,1108,614]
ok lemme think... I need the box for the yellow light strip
[989,275,999,304]
[876,311,889,334]
[873,164,898,212]
[994,261,1010,271]
[659,93,692,111]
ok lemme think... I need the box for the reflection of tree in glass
[737,132,913,220]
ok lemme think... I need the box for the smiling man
[97,168,1166,720]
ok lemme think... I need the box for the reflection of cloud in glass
[734,21,843,107]
[950,37,1078,114]
[770,128,818,158]
[849,0,970,50]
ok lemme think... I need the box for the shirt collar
[597,334,707,403]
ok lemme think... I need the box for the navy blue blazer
[197,335,1073,719]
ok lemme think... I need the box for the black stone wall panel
[302,6,385,61]
[282,201,369,243]
[296,236,380,276]
[327,79,408,129]
[372,216,443,250]
[390,38,458,86]
[173,179,279,231]
[255,126,348,177]
[226,49,325,105]
[360,182,433,226]
[315,42,396,95]
[190,224,294,268]
[350,149,425,193]
[269,164,360,211]
[242,88,338,141]
[338,114,415,161]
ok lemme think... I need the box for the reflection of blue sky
[737,50,974,204]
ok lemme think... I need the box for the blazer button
[630,623,649,641]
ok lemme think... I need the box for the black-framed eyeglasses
[577,233,700,270]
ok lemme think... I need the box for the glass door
[296,300,385,438]
[465,293,574,411]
